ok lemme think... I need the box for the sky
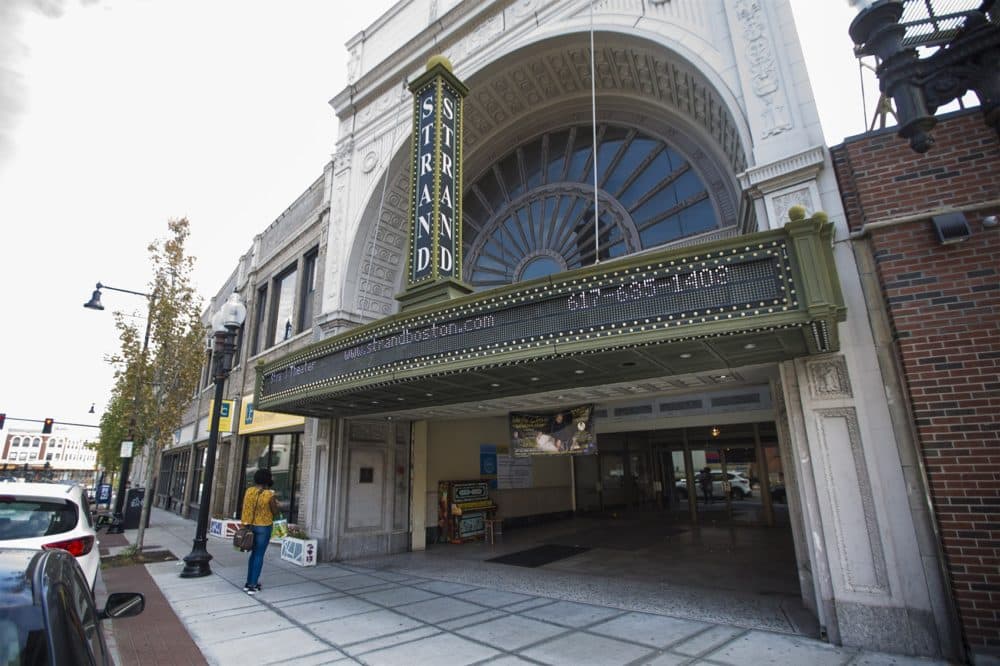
[0,0,876,441]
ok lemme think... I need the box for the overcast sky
[0,0,875,440]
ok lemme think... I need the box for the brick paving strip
[98,532,208,666]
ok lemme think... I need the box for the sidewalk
[103,508,955,665]
[97,525,207,665]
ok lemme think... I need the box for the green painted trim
[257,217,845,412]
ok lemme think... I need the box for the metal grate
[899,0,997,48]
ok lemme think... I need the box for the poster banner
[509,404,597,457]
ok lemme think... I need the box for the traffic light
[42,418,54,434]
[0,413,5,429]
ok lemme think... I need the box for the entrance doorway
[574,422,786,527]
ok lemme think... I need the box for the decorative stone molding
[347,46,361,85]
[763,181,822,230]
[733,0,792,138]
[459,42,746,172]
[508,0,538,19]
[771,188,812,224]
[737,145,825,195]
[815,407,890,595]
[326,169,350,301]
[448,13,503,65]
[806,356,853,400]
[357,87,405,126]
[315,310,369,339]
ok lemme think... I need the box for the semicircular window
[462,124,716,289]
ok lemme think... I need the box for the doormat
[487,544,590,568]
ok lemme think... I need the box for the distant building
[1,430,98,481]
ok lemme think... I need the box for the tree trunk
[134,430,161,551]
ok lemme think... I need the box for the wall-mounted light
[932,212,971,244]
[711,426,721,438]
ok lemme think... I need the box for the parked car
[0,482,100,590]
[0,548,144,665]
[676,471,753,500]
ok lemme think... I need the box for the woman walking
[242,468,278,594]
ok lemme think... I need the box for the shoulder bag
[233,488,261,552]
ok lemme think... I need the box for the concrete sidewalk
[104,508,954,665]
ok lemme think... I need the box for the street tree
[104,218,205,551]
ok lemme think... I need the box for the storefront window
[189,447,206,505]
[240,433,302,524]
[169,451,189,508]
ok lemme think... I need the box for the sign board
[97,484,112,504]
[407,59,467,286]
[209,400,234,432]
[238,395,304,434]
[258,218,847,417]
[496,446,532,489]
[119,441,134,458]
[262,246,794,402]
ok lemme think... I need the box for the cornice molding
[737,145,826,196]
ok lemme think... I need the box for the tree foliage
[102,218,205,549]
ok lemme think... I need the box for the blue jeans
[245,524,272,587]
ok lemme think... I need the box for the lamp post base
[179,538,213,578]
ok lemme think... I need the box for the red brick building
[831,109,1000,658]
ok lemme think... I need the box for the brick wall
[831,111,1000,653]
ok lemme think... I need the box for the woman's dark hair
[253,469,273,486]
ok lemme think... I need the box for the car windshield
[0,498,78,539]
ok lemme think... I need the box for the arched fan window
[462,124,716,288]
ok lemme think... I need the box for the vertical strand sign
[407,56,468,286]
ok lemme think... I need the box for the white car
[0,482,100,590]
[676,471,753,500]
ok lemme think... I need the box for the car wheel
[731,488,745,500]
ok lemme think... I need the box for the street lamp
[84,282,154,534]
[181,293,246,578]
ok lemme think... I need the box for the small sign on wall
[480,444,497,489]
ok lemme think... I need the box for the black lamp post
[84,282,154,534]
[181,293,246,578]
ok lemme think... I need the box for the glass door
[687,424,760,524]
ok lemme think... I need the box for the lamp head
[83,287,104,310]
[212,293,247,332]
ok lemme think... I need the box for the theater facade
[168,0,985,661]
